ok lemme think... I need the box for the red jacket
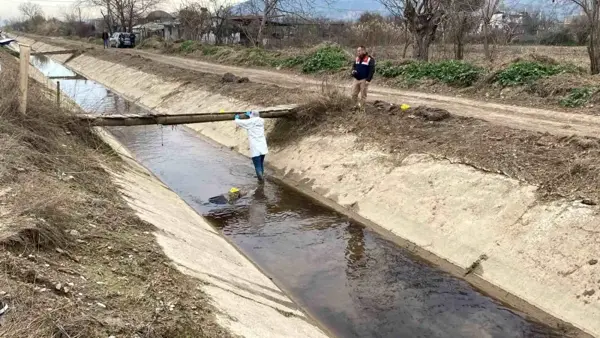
[352,54,375,81]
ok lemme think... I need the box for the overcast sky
[0,0,207,23]
[2,0,90,22]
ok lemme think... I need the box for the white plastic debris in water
[0,38,15,46]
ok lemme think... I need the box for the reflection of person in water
[248,185,267,227]
[345,223,366,279]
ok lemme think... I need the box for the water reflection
[204,183,561,338]
[345,223,366,280]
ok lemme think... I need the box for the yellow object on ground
[400,104,410,111]
[229,187,239,193]
[220,109,225,113]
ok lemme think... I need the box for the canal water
[29,53,565,338]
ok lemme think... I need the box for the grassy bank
[137,38,600,112]
[0,51,231,337]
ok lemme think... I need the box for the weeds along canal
[30,54,564,338]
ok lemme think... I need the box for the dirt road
[27,36,600,138]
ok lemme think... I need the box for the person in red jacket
[351,46,375,107]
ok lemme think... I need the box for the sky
[0,0,576,26]
[0,0,186,22]
[0,0,382,24]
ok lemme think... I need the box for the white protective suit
[235,111,269,158]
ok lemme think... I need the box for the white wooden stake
[19,44,31,115]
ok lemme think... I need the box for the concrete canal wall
[15,36,328,338]
[18,36,600,337]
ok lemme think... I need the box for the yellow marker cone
[220,109,225,113]
[400,104,410,111]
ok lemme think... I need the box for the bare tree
[18,2,46,33]
[446,0,482,59]
[238,0,323,47]
[378,0,445,60]
[479,0,500,60]
[499,14,524,43]
[178,1,210,40]
[558,0,600,73]
[19,2,44,20]
[62,4,95,36]
[569,14,590,45]
[210,1,235,44]
[87,0,162,32]
[522,10,542,35]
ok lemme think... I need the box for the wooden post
[56,81,61,110]
[18,44,31,115]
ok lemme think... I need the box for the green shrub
[495,61,571,86]
[377,60,405,78]
[559,87,596,108]
[234,48,280,67]
[377,60,482,87]
[201,45,221,56]
[407,60,482,87]
[279,55,306,68]
[179,40,198,53]
[301,45,348,73]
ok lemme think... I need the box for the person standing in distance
[351,46,375,107]
[102,31,110,49]
[235,111,268,181]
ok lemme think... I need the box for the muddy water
[31,55,563,338]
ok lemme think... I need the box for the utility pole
[18,44,30,115]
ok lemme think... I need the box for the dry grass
[0,51,232,337]
[268,84,354,146]
[269,86,600,203]
[370,44,591,68]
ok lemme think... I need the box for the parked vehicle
[109,32,133,48]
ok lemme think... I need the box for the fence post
[18,44,31,115]
[56,81,61,110]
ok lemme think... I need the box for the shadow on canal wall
[17,36,600,338]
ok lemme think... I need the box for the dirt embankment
[134,38,600,116]
[0,52,232,337]
[88,51,600,204]
[273,95,600,203]
[25,34,600,116]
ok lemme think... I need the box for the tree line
[5,0,600,73]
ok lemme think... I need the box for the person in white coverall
[235,111,268,181]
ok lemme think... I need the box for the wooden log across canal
[77,108,297,127]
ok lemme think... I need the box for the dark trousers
[103,39,109,48]
[251,155,265,180]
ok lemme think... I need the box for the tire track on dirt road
[24,35,600,138]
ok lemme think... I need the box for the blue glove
[245,111,252,117]
[234,114,240,120]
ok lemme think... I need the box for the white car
[109,32,135,48]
